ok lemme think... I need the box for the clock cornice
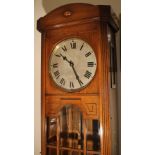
[37,3,119,32]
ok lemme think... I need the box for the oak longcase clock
[37,3,119,155]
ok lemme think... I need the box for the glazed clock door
[46,105,101,155]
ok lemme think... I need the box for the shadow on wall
[42,0,108,14]
[42,0,56,13]
[42,0,77,13]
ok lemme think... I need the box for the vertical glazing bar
[57,116,60,155]
[83,119,87,155]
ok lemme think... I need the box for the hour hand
[55,54,61,57]
[55,53,66,59]
[55,53,71,64]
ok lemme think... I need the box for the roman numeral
[60,78,65,85]
[53,63,58,68]
[85,52,91,57]
[70,41,76,49]
[87,62,96,67]
[70,82,74,88]
[54,70,60,79]
[62,45,67,52]
[80,43,84,50]
[84,70,92,79]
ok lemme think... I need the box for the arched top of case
[37,3,119,32]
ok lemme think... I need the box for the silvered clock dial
[49,38,97,92]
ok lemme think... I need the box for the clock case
[37,3,119,155]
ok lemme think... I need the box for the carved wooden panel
[46,95,99,119]
[85,103,97,115]
[82,96,99,119]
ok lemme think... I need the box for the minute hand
[70,61,83,86]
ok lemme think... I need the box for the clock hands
[55,54,70,63]
[60,54,71,64]
[58,53,83,86]
[69,61,83,86]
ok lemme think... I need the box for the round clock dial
[49,38,97,92]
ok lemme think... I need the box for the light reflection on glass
[47,117,57,145]
[86,120,100,151]
[59,105,83,150]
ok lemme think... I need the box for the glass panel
[72,151,84,155]
[47,117,57,145]
[87,154,100,155]
[60,150,83,155]
[59,105,83,149]
[60,150,70,155]
[46,148,57,155]
[86,120,100,151]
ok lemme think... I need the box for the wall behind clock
[34,0,121,155]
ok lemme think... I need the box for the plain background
[0,0,155,155]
